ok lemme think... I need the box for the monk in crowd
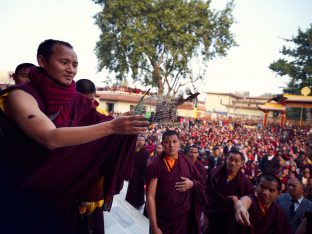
[146,130,207,234]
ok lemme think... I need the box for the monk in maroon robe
[233,173,291,234]
[204,149,254,234]
[188,145,207,178]
[0,39,149,234]
[146,130,207,234]
[126,135,149,208]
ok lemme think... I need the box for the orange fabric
[255,195,269,216]
[79,200,104,215]
[0,92,9,112]
[164,156,177,172]
[227,174,236,183]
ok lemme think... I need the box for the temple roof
[257,102,286,111]
[283,94,312,102]
[268,93,312,108]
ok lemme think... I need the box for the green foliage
[92,0,236,96]
[269,24,312,95]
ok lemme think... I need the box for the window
[107,103,114,112]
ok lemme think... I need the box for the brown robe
[204,164,254,234]
[145,152,207,234]
[230,194,291,234]
[0,77,137,234]
[125,146,149,207]
[194,160,207,179]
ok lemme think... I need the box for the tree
[92,0,236,96]
[269,24,312,94]
[269,24,312,121]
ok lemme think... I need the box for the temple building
[204,91,273,120]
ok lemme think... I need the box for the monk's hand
[175,176,194,192]
[153,227,163,234]
[109,114,149,135]
[234,201,250,226]
[227,195,238,203]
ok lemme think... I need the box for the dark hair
[213,146,219,151]
[189,144,199,152]
[37,39,73,59]
[76,79,96,94]
[14,63,36,74]
[137,134,146,139]
[257,173,282,191]
[228,148,245,162]
[162,130,180,142]
[288,177,305,190]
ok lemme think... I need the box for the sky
[0,0,312,97]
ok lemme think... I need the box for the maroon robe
[0,68,137,234]
[194,160,207,179]
[230,194,291,234]
[125,146,149,207]
[145,152,207,234]
[204,164,254,234]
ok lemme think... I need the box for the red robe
[125,146,149,207]
[230,194,291,234]
[194,160,207,179]
[204,164,254,234]
[0,67,137,234]
[145,152,207,234]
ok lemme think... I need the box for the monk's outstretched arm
[146,178,162,234]
[5,89,149,149]
[234,196,252,226]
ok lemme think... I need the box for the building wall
[98,99,157,114]
[205,94,229,112]
[99,99,132,113]
[205,93,233,113]
[177,108,195,117]
[229,107,270,119]
[205,92,274,119]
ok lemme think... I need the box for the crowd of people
[144,117,312,195]
[127,117,312,234]
[97,85,157,96]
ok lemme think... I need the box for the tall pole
[280,110,286,126]
[263,111,268,127]
[300,86,311,126]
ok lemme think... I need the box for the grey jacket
[277,193,312,234]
